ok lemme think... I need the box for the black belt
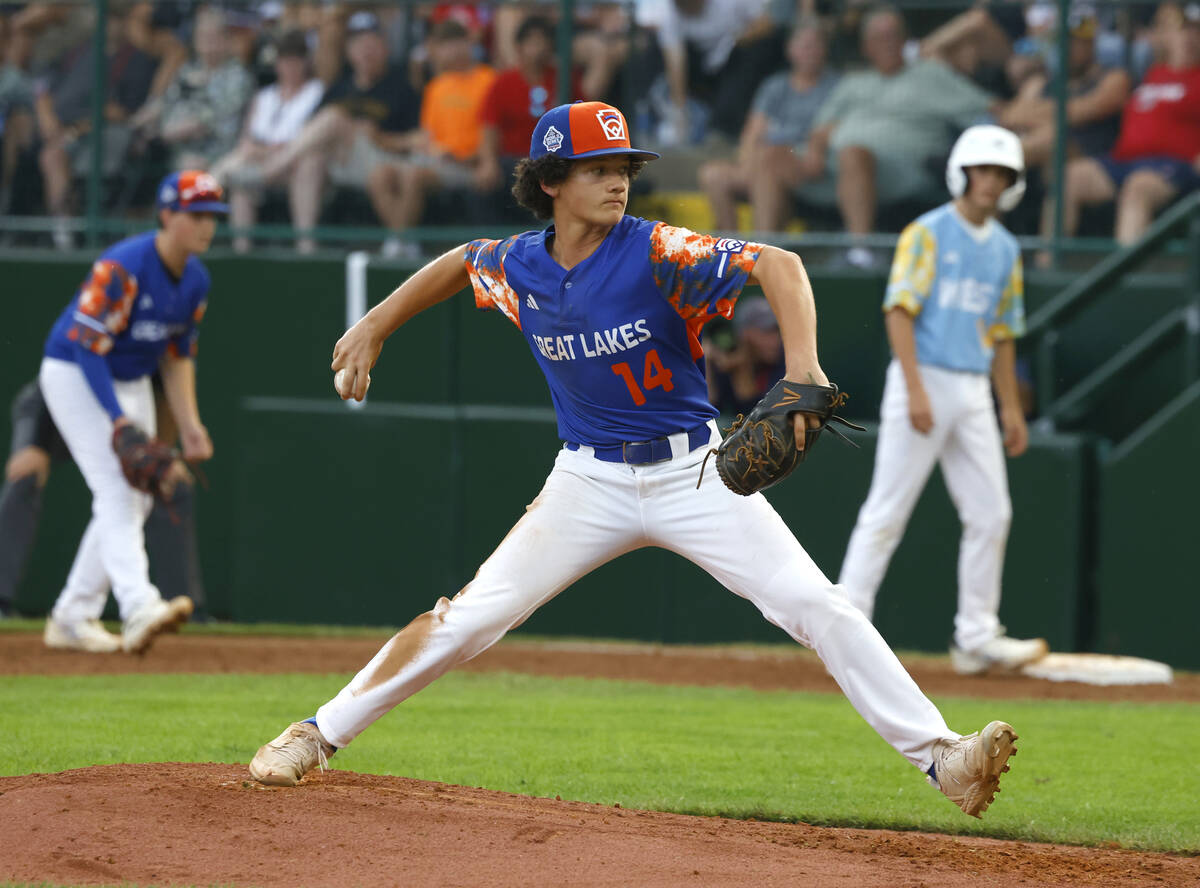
[566,422,713,465]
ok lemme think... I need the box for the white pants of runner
[839,360,1011,653]
[317,420,957,772]
[39,356,163,623]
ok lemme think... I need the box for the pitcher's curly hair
[511,155,647,220]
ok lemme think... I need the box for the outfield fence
[1,253,1195,667]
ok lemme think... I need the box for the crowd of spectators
[0,1,1198,257]
[693,0,1198,266]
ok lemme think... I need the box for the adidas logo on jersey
[526,294,540,310]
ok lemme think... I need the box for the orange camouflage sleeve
[167,299,208,358]
[649,223,764,359]
[66,260,138,356]
[465,236,523,329]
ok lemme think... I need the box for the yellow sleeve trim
[995,254,1025,336]
[883,291,922,316]
[883,222,935,314]
[987,322,1019,343]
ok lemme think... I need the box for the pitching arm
[331,245,471,402]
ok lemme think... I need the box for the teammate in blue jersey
[0,378,207,620]
[839,125,1049,674]
[37,170,225,654]
[250,102,1020,818]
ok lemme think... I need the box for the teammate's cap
[155,170,229,214]
[529,101,660,162]
[1185,3,1200,25]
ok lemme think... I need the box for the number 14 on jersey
[611,348,674,406]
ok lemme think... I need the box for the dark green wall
[1095,383,1200,669]
[228,401,1087,654]
[0,253,1187,666]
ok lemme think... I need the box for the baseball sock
[303,716,339,749]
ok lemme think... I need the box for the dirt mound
[5,633,1197,885]
[1,763,1195,888]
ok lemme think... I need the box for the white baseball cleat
[121,595,194,654]
[44,617,121,653]
[928,721,1018,817]
[249,721,335,786]
[950,635,1049,675]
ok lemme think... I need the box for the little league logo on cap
[156,170,229,214]
[595,107,625,141]
[543,125,564,153]
[530,101,659,161]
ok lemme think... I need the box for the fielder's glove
[112,422,191,501]
[701,379,864,496]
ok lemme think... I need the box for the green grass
[2,670,1197,853]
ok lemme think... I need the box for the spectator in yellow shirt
[367,19,495,259]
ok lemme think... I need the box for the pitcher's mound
[0,763,1195,887]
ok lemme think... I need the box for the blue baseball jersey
[466,215,764,446]
[45,231,211,379]
[883,203,1024,374]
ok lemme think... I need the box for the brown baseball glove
[112,423,192,501]
[701,379,864,496]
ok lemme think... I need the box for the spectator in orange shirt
[367,19,495,258]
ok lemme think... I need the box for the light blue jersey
[883,203,1024,374]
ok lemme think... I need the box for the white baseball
[334,368,370,399]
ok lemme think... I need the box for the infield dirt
[2,634,1197,887]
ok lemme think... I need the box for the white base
[1020,652,1173,686]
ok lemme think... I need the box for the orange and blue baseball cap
[155,170,229,214]
[530,101,659,162]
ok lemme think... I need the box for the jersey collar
[950,203,995,244]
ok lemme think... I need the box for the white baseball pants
[839,360,1011,652]
[317,422,957,772]
[39,357,163,623]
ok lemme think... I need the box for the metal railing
[1028,191,1200,431]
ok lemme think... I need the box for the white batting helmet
[945,125,1026,212]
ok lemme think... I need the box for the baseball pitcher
[250,103,1020,818]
